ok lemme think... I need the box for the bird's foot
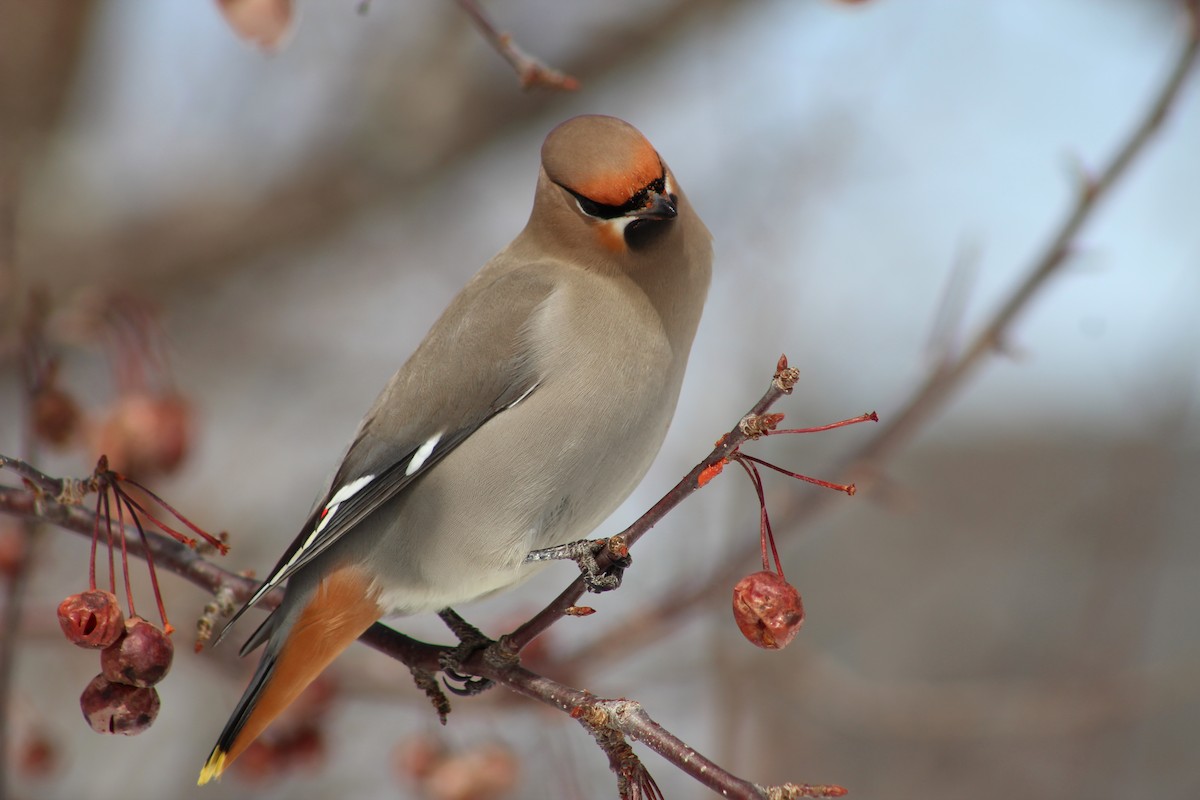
[524,535,631,593]
[436,608,495,696]
[407,665,452,724]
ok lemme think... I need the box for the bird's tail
[197,639,281,784]
[198,567,382,785]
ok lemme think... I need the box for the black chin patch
[624,217,672,250]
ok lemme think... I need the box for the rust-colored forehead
[541,115,664,206]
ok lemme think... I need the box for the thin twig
[0,455,65,497]
[370,620,838,800]
[924,238,980,368]
[452,0,580,90]
[0,486,257,608]
[559,0,1200,673]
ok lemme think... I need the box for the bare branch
[0,485,255,605]
[0,355,827,798]
[859,0,1200,467]
[452,0,580,91]
[574,699,844,799]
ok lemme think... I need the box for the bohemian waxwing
[198,114,712,783]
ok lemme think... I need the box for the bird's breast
[368,270,684,612]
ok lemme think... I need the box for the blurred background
[1,0,1198,798]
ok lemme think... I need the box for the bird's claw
[440,665,494,697]
[525,536,631,594]
[436,608,496,696]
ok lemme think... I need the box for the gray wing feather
[215,264,557,648]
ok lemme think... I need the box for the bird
[198,114,712,784]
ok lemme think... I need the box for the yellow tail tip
[197,750,227,786]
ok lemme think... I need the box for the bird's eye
[569,190,624,220]
[562,174,670,222]
[576,196,604,217]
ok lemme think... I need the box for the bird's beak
[630,191,677,221]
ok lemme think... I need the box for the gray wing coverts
[218,265,556,651]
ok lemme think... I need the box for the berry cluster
[57,590,173,735]
[27,291,192,480]
[6,293,222,746]
[45,459,225,737]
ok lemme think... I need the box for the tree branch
[3,5,1194,795]
[363,624,845,799]
[857,0,1200,468]
[0,358,831,799]
[452,0,580,90]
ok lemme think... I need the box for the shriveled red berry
[17,730,58,778]
[425,743,520,800]
[0,522,27,580]
[32,385,81,447]
[100,617,174,687]
[57,591,125,649]
[394,734,447,783]
[79,674,160,735]
[217,0,295,52]
[732,570,804,650]
[94,391,193,477]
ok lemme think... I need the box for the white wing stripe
[405,432,443,477]
[325,474,375,507]
[272,473,378,584]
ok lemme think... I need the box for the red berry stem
[110,488,195,549]
[99,487,118,595]
[111,490,136,618]
[736,453,856,497]
[114,490,171,634]
[81,458,219,636]
[765,410,878,436]
[89,491,101,592]
[117,479,227,554]
[730,455,783,578]
[118,477,227,553]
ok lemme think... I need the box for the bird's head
[528,115,693,263]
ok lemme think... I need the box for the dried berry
[94,391,193,478]
[732,570,804,650]
[217,0,295,52]
[425,743,520,800]
[0,522,27,580]
[17,730,58,779]
[31,385,81,447]
[101,617,174,687]
[57,591,125,649]
[79,674,160,735]
[394,734,447,783]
